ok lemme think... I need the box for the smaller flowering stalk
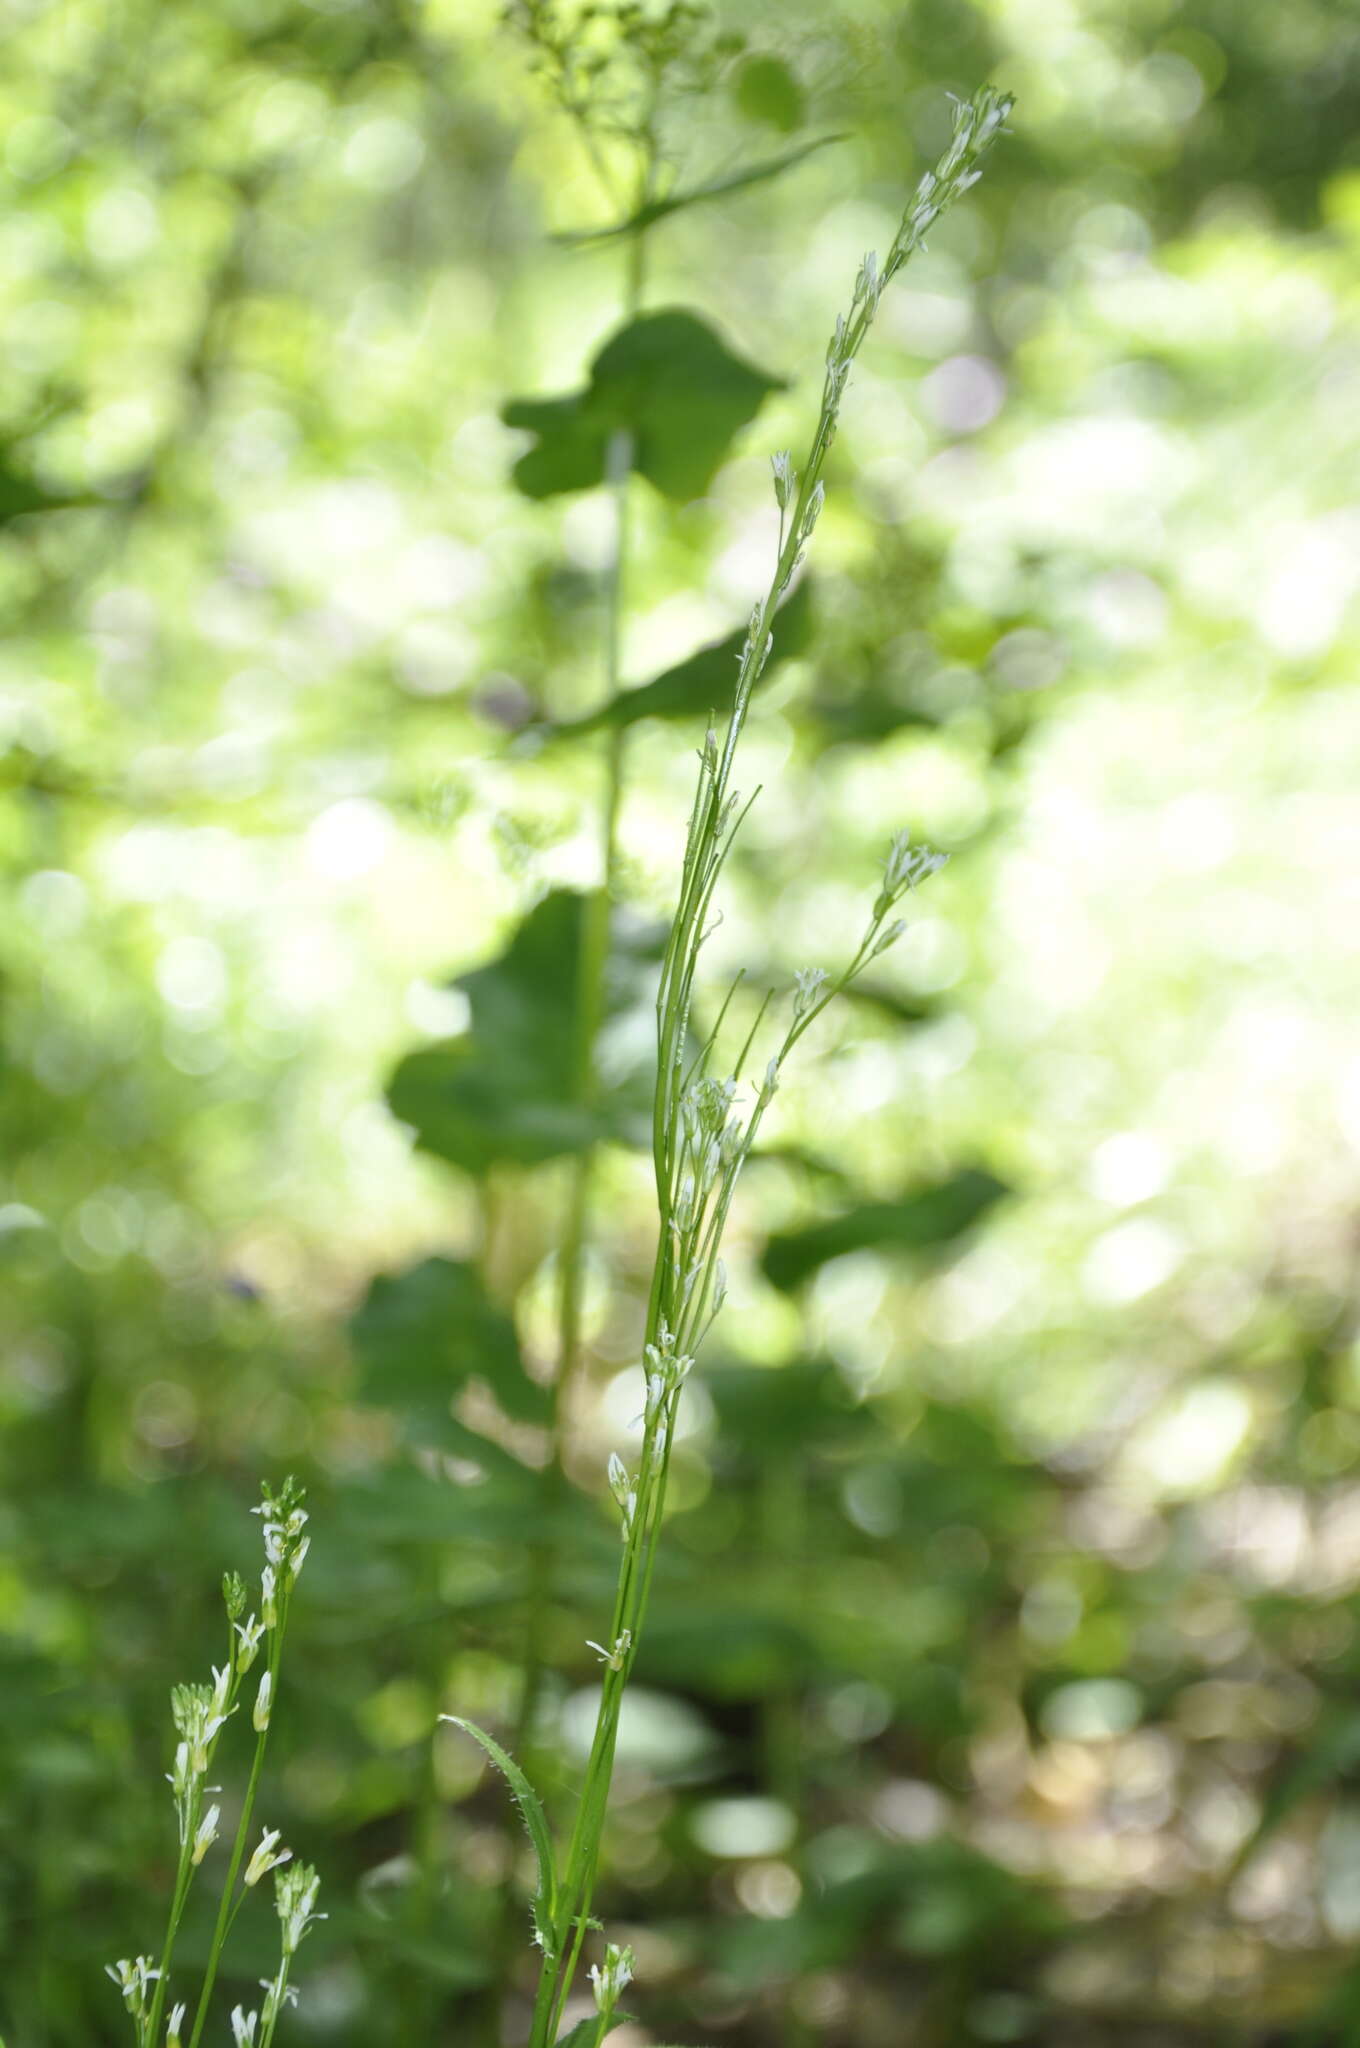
[181,1479,312,2048]
[119,1480,314,2048]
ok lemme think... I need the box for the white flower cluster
[889,86,1014,276]
[871,830,948,935]
[276,1861,324,1958]
[104,1956,160,2021]
[589,1941,635,2016]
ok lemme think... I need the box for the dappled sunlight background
[3,0,1359,2042]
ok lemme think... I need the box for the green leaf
[551,576,814,738]
[553,2023,600,2048]
[761,1168,1008,1292]
[0,448,85,525]
[708,1358,881,1456]
[642,1608,820,1699]
[443,1717,558,1957]
[1229,1707,1360,1882]
[350,1255,548,1428]
[386,889,661,1174]
[503,310,783,502]
[557,135,838,243]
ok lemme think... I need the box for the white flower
[234,1614,264,1673]
[586,1630,632,1673]
[166,1740,193,1805]
[253,1669,272,1732]
[793,966,828,1018]
[799,480,825,539]
[276,1863,323,1957]
[209,1664,232,1718]
[167,2001,186,2046]
[191,1803,220,1866]
[261,1565,277,1630]
[105,1957,160,2017]
[771,449,796,511]
[259,1974,298,2023]
[589,1941,635,2013]
[244,1826,292,1888]
[230,2006,257,2047]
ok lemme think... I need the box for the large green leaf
[761,1168,1008,1292]
[551,576,814,738]
[350,1254,548,1428]
[385,890,661,1174]
[503,310,783,502]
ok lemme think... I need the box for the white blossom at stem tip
[167,2001,186,2047]
[793,966,829,1018]
[230,2007,257,2048]
[104,1957,160,2019]
[276,1862,324,1957]
[235,1613,264,1672]
[244,1826,292,1888]
[590,1941,636,2015]
[253,1669,272,1732]
[191,1803,220,1866]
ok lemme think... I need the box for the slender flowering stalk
[110,1480,317,2048]
[440,83,1011,2048]
[185,1478,314,2048]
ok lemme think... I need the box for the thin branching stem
[520,85,1013,2047]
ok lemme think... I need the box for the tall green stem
[520,89,1013,2046]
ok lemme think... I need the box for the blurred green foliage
[2,1,1360,2045]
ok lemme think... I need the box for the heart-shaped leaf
[761,1168,1008,1292]
[503,310,784,502]
[386,890,661,1175]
